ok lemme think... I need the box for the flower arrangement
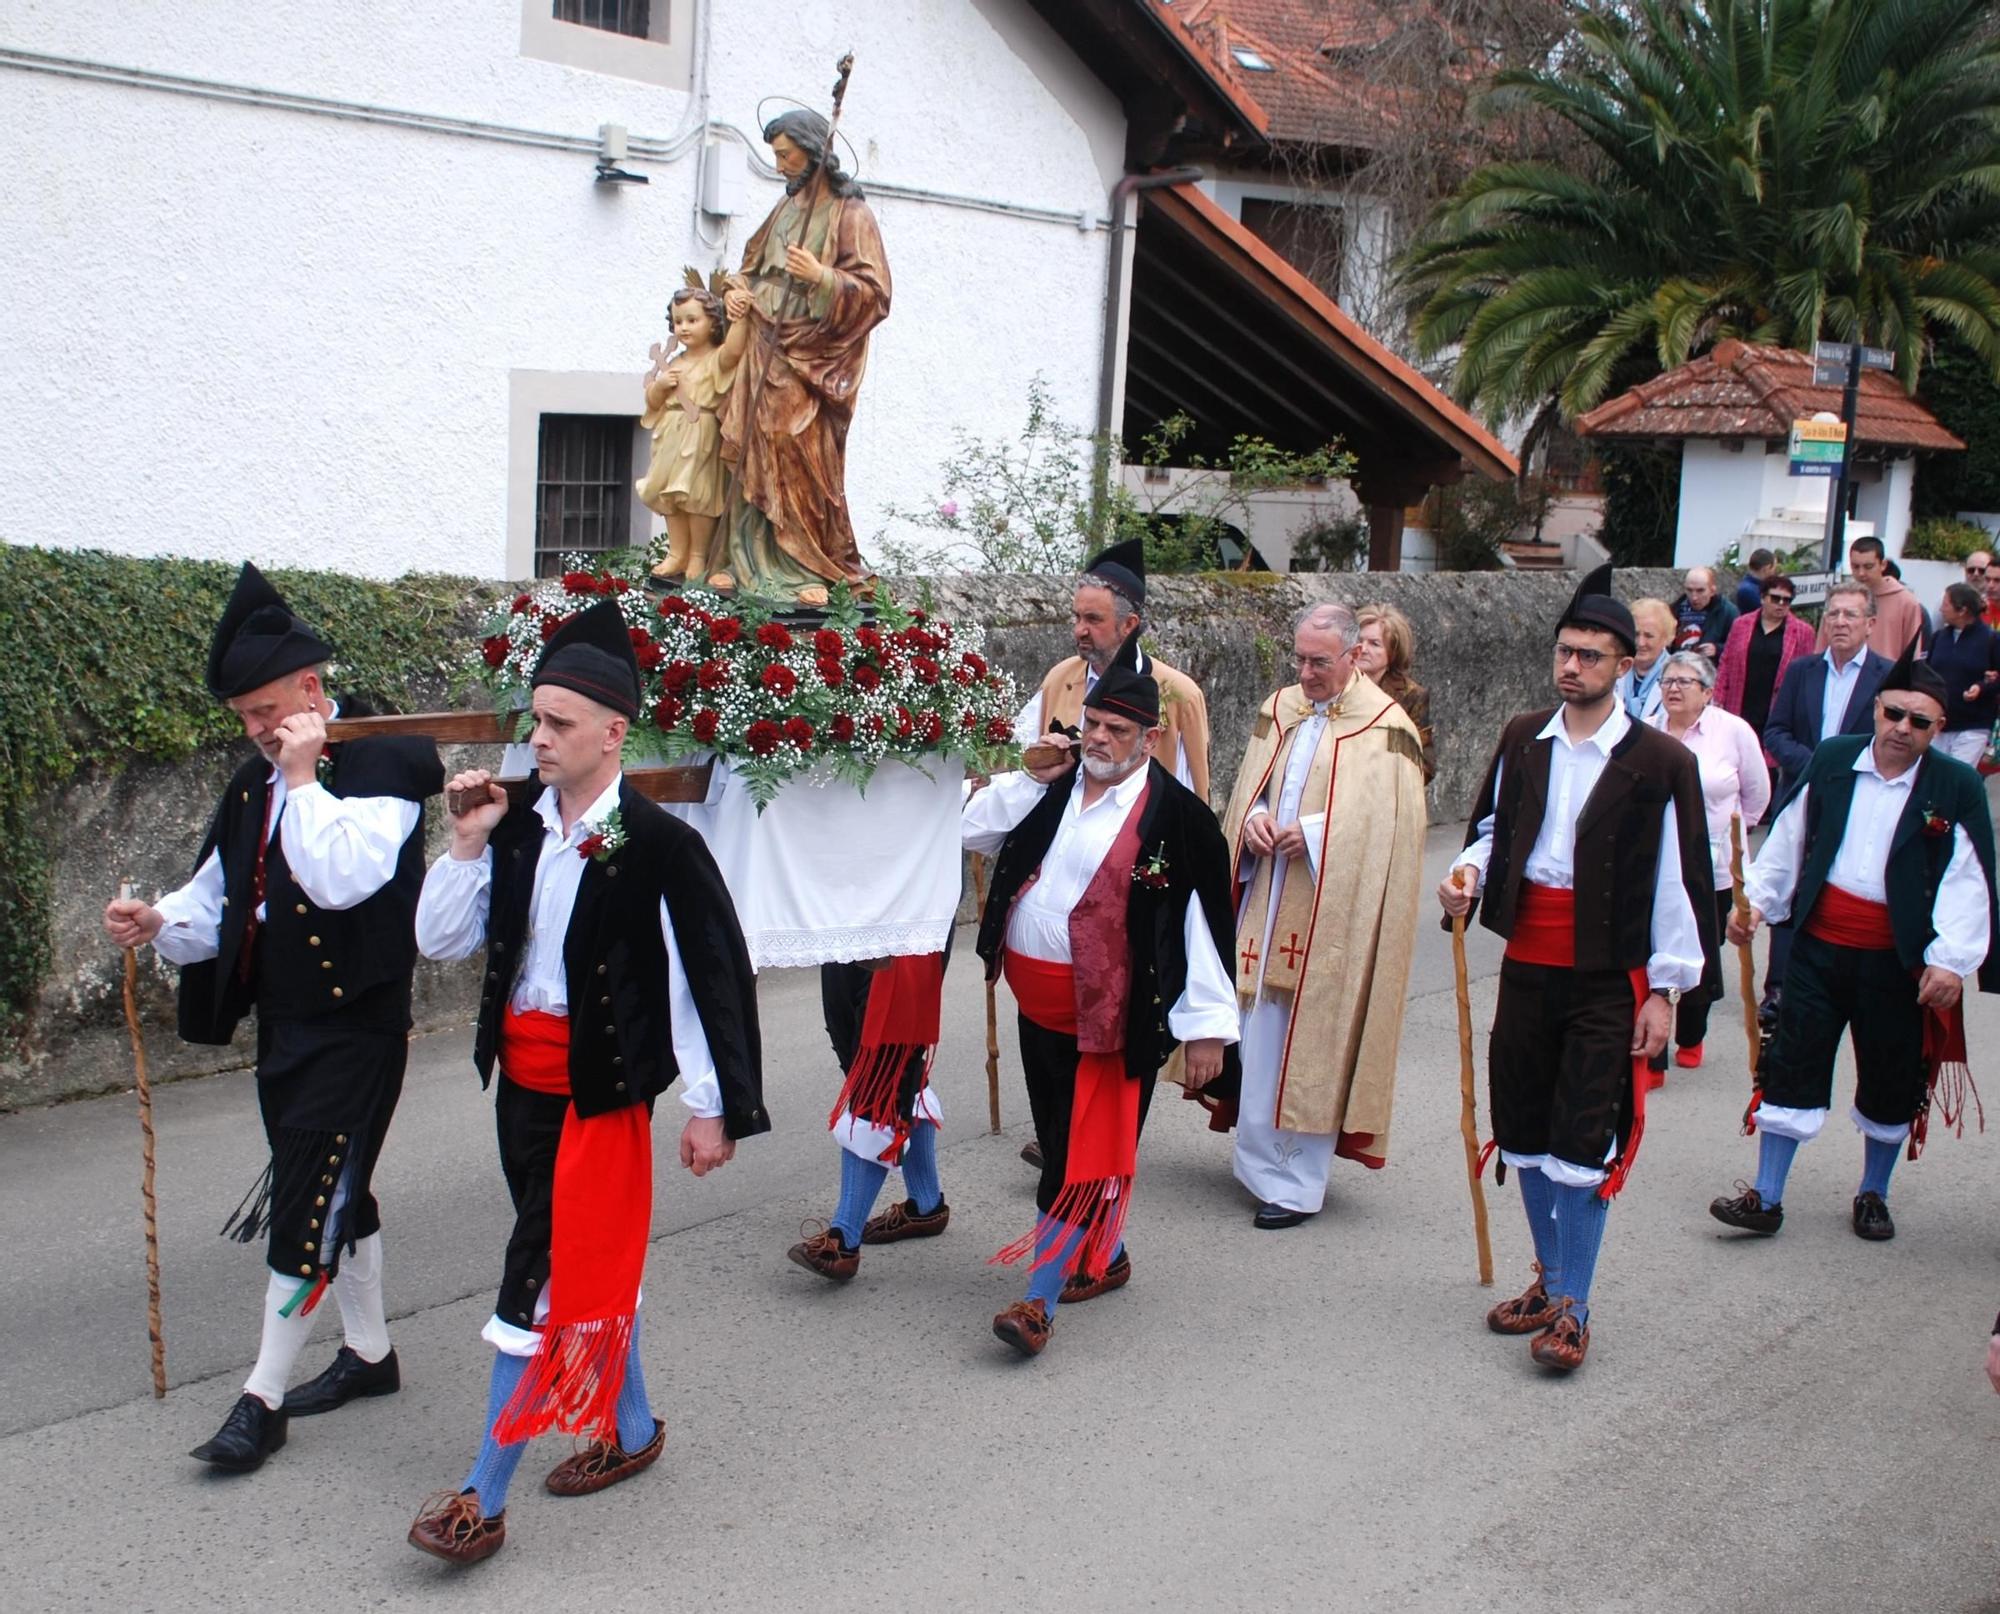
[472,557,1020,806]
[577,806,627,862]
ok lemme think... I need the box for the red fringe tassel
[828,1041,935,1165]
[1912,1004,1982,1161]
[988,1177,1132,1283]
[491,1311,635,1445]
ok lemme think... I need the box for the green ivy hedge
[0,546,489,1039]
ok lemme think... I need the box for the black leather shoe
[1709,1186,1783,1235]
[1852,1191,1896,1241]
[1019,1139,1044,1169]
[1253,1204,1313,1231]
[191,1394,288,1471]
[283,1346,401,1417]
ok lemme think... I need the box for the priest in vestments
[1204,601,1428,1228]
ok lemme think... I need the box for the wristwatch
[1650,986,1681,1007]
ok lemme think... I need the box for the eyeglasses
[1879,703,1938,732]
[1658,677,1705,691]
[1764,594,1794,606]
[1553,643,1610,668]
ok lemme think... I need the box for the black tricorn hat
[1084,632,1160,727]
[1082,537,1145,606]
[531,599,642,720]
[1878,631,1950,709]
[1557,562,1637,654]
[206,562,336,699]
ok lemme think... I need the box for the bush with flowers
[472,557,1020,806]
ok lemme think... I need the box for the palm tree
[1398,0,2000,430]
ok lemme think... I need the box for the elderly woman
[1617,598,1677,722]
[1648,650,1771,1074]
[1355,603,1435,783]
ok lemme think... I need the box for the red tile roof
[1575,340,1964,452]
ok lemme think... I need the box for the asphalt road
[3,824,1997,1612]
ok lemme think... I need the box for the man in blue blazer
[1756,580,1891,1020]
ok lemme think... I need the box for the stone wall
[2,566,1682,1109]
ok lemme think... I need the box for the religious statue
[639,275,749,588]
[708,66,892,608]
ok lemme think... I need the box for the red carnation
[481,634,510,668]
[952,665,975,686]
[894,706,915,738]
[784,716,815,750]
[653,695,684,731]
[961,710,980,730]
[918,710,945,744]
[986,716,1014,744]
[911,656,940,685]
[561,571,597,596]
[692,709,720,744]
[814,628,845,659]
[628,626,649,645]
[867,713,886,736]
[658,594,691,618]
[511,593,532,615]
[961,651,988,678]
[854,663,882,692]
[540,613,571,642]
[697,659,730,691]
[761,663,799,698]
[612,578,630,594]
[911,609,928,624]
[661,658,695,694]
[817,657,845,688]
[857,625,884,652]
[756,622,795,651]
[636,642,664,672]
[708,617,744,646]
[746,719,783,757]
[830,713,856,744]
[576,832,607,859]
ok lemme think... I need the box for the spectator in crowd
[1672,567,1739,661]
[1928,581,1999,766]
[1967,549,1993,586]
[1648,651,1771,1076]
[1757,579,1893,1023]
[1735,550,1778,615]
[1715,573,1815,811]
[1617,598,1676,721]
[1835,537,1930,656]
[1354,603,1436,785]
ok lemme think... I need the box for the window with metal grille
[554,0,650,39]
[534,414,634,575]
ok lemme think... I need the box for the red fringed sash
[1804,885,1897,950]
[1914,1000,1982,1159]
[827,952,944,1163]
[993,950,1139,1281]
[491,1007,652,1445]
[1503,884,1650,1200]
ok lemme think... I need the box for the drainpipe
[1094,167,1204,514]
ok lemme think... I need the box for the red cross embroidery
[1240,937,1260,975]
[1279,933,1306,969]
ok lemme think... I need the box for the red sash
[491,1007,651,1445]
[1502,884,1651,1199]
[992,950,1138,1280]
[828,953,944,1162]
[1804,886,1896,950]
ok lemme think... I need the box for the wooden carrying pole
[118,882,167,1399]
[1729,815,1762,1073]
[971,853,1000,1132]
[1450,869,1495,1286]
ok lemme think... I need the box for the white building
[2,1,1509,582]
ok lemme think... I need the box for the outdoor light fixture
[595,122,648,185]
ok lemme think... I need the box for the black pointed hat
[531,599,642,720]
[1084,631,1160,727]
[1878,631,1949,708]
[1557,562,1637,654]
[1082,537,1145,605]
[206,562,335,699]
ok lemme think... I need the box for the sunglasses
[1879,703,1938,732]
[1764,593,1794,605]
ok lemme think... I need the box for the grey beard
[1081,751,1144,783]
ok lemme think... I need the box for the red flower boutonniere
[577,806,627,862]
[1922,809,1951,839]
[1134,845,1171,889]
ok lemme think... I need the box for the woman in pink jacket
[1713,575,1815,787]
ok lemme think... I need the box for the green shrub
[1901,517,1992,562]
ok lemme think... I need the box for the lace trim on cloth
[746,920,954,971]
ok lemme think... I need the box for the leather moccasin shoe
[1019,1139,1045,1170]
[1709,1186,1783,1235]
[1253,1204,1312,1230]
[787,1224,860,1281]
[861,1198,950,1245]
[1486,1264,1558,1335]
[190,1394,287,1472]
[284,1345,401,1417]
[408,1491,505,1566]
[546,1418,665,1496]
[1852,1191,1896,1241]
[1061,1249,1131,1304]
[1529,1311,1590,1373]
[992,1298,1053,1357]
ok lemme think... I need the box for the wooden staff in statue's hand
[104,880,168,1399]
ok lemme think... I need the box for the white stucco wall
[0,1,1122,578]
[1673,439,1776,566]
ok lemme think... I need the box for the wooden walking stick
[1729,815,1762,1074]
[1450,869,1495,1286]
[117,881,167,1399]
[971,852,1000,1132]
